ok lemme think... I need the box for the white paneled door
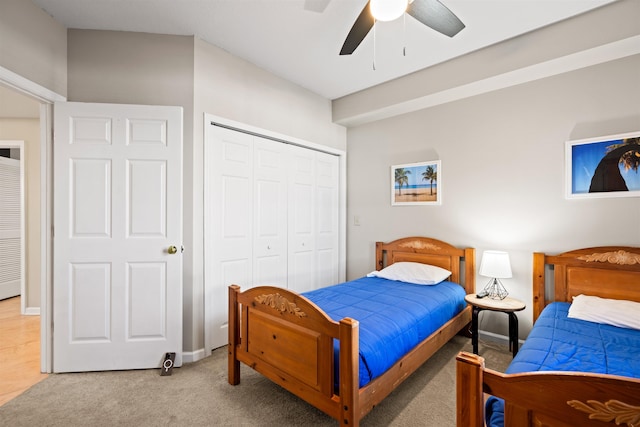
[53,102,183,372]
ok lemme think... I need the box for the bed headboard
[532,246,640,321]
[375,237,475,294]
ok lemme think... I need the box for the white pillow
[367,262,452,285]
[568,294,640,331]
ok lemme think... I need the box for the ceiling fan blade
[339,2,375,55]
[407,0,465,37]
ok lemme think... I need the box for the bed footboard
[228,284,359,425]
[456,352,640,427]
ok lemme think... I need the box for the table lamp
[479,250,512,300]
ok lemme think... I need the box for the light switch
[354,215,361,226]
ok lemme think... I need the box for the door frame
[0,65,66,373]
[203,113,347,354]
[0,140,25,308]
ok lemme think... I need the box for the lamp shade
[479,250,512,279]
[370,0,408,22]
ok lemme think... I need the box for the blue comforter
[302,276,466,388]
[486,302,640,426]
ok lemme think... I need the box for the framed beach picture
[565,131,640,199]
[391,160,441,206]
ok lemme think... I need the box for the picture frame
[565,131,640,199]
[391,160,441,206]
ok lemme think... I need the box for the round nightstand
[464,294,526,358]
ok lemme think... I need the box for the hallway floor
[0,297,47,406]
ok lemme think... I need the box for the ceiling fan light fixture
[370,0,408,22]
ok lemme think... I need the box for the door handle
[168,245,178,254]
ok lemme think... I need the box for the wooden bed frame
[456,246,640,427]
[228,236,475,426]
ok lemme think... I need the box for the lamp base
[483,278,508,300]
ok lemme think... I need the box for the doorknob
[168,245,178,254]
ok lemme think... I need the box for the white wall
[345,54,640,340]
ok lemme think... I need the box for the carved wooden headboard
[375,237,475,294]
[532,246,640,321]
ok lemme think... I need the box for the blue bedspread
[302,276,466,388]
[486,302,640,427]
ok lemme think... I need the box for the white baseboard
[478,329,524,346]
[25,307,40,316]
[182,348,206,364]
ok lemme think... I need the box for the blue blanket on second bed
[486,302,640,427]
[302,276,466,388]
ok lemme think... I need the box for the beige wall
[0,118,41,308]
[67,30,346,354]
[0,0,67,96]
[345,54,640,339]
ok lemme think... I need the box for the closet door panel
[289,251,315,294]
[315,152,340,288]
[221,175,251,255]
[220,258,251,291]
[217,129,253,265]
[253,137,287,287]
[205,126,253,351]
[288,145,316,293]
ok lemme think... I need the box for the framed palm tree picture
[566,131,640,199]
[391,160,441,206]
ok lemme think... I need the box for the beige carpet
[0,336,510,426]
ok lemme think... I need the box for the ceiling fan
[339,0,465,55]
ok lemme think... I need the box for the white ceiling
[32,0,617,100]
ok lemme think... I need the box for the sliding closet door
[253,137,287,287]
[205,126,253,350]
[205,119,342,351]
[288,145,316,293]
[287,147,340,293]
[315,151,340,289]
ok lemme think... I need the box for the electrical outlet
[161,352,176,376]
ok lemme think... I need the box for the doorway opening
[0,66,66,375]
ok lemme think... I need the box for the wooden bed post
[456,352,485,427]
[339,318,359,426]
[375,241,384,271]
[464,248,476,294]
[532,252,546,321]
[228,284,240,385]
